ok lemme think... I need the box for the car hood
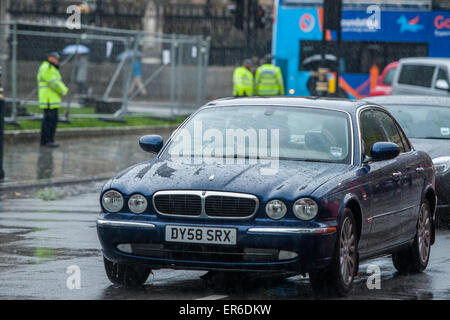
[108,158,351,200]
[410,138,450,159]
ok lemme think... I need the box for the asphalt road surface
[0,190,449,300]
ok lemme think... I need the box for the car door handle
[392,171,403,177]
[415,167,425,172]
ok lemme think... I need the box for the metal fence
[0,21,210,124]
[162,4,273,66]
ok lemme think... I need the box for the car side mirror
[435,79,450,91]
[139,135,164,154]
[370,142,400,162]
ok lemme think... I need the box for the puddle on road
[0,224,101,267]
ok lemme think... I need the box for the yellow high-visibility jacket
[254,63,285,96]
[37,61,68,109]
[233,66,254,97]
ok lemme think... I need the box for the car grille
[205,196,256,217]
[153,194,202,216]
[153,191,258,219]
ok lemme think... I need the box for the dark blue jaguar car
[97,97,436,296]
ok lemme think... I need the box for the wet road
[0,192,449,300]
[2,133,170,184]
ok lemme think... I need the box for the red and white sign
[299,13,315,33]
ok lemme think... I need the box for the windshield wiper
[413,137,450,140]
[288,158,337,163]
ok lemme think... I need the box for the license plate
[165,225,237,245]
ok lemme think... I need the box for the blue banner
[341,11,431,42]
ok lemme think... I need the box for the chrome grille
[152,191,258,219]
[153,194,202,216]
[205,196,257,217]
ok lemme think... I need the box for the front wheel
[392,200,432,273]
[103,256,151,287]
[309,208,358,297]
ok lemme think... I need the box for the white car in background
[392,57,450,96]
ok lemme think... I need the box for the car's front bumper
[97,215,337,273]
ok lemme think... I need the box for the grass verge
[5,105,186,131]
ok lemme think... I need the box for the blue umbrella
[62,44,90,55]
[116,50,142,61]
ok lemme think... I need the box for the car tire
[309,208,358,297]
[392,200,432,274]
[103,256,151,287]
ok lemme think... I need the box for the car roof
[398,57,450,67]
[203,96,368,113]
[365,95,450,107]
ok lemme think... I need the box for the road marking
[196,294,228,300]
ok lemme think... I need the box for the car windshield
[163,106,352,164]
[383,104,450,139]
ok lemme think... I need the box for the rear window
[398,64,435,87]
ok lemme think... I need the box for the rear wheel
[392,200,432,273]
[103,256,151,287]
[309,208,357,297]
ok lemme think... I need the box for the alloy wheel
[339,216,356,286]
[417,203,431,265]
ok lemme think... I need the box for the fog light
[117,243,132,253]
[278,250,298,260]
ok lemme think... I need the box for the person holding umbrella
[62,44,91,96]
[76,53,89,95]
[37,51,68,148]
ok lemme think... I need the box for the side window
[435,67,449,89]
[360,110,386,157]
[374,111,407,152]
[398,64,435,87]
[436,68,448,82]
[397,124,412,153]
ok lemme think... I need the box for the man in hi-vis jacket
[233,58,254,97]
[37,51,68,148]
[254,54,285,96]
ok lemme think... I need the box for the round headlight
[128,194,147,214]
[293,198,318,220]
[265,200,287,220]
[102,190,124,213]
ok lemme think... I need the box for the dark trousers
[40,108,58,145]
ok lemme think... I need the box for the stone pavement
[0,128,175,193]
